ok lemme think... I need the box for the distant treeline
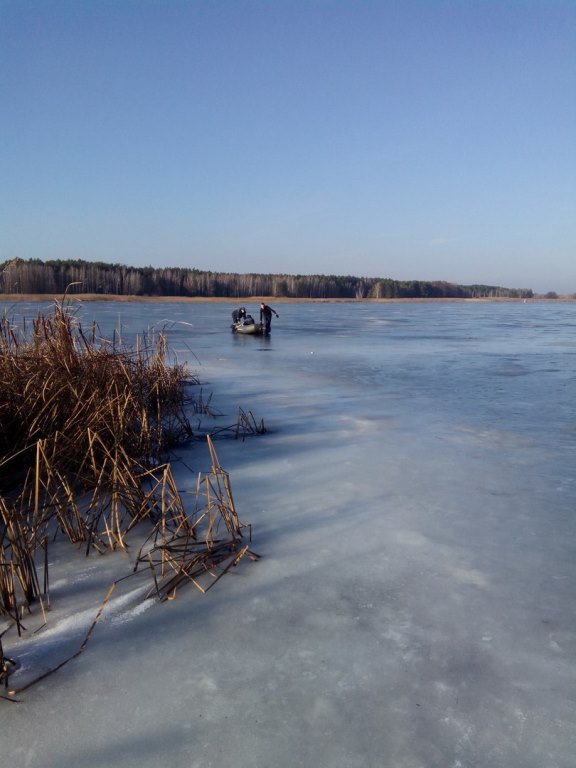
[0,258,534,300]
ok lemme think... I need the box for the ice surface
[1,300,575,767]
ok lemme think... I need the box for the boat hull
[231,321,265,335]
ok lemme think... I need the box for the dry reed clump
[0,304,193,490]
[0,302,258,698]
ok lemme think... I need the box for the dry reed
[0,300,259,697]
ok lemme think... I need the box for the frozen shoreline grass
[0,300,194,492]
[0,301,257,697]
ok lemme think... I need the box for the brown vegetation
[0,301,258,699]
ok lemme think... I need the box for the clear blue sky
[1,0,575,293]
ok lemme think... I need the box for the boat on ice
[231,317,265,335]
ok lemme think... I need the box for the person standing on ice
[231,307,247,323]
[259,302,279,333]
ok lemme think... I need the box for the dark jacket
[259,304,278,321]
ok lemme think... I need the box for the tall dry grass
[0,302,193,490]
[0,302,257,695]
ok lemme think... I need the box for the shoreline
[0,294,573,304]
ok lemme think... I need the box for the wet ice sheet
[2,300,576,768]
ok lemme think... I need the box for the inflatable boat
[231,318,265,335]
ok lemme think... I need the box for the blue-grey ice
[2,299,575,768]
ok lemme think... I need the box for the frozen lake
[2,298,576,768]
